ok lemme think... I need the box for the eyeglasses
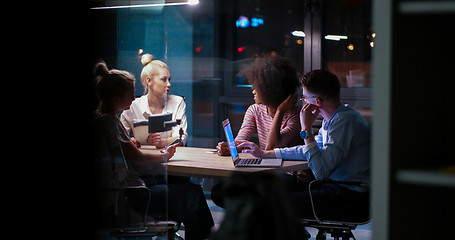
[300,95,319,102]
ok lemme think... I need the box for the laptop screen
[222,119,239,160]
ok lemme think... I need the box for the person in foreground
[91,62,213,240]
[238,69,370,219]
[209,172,305,240]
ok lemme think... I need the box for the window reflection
[321,0,373,88]
[231,0,305,87]
[90,0,373,147]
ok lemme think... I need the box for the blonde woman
[121,54,188,148]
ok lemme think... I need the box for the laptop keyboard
[239,158,262,165]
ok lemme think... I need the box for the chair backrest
[308,180,371,224]
[302,180,371,239]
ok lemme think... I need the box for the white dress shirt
[120,94,188,146]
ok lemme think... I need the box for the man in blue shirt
[239,69,370,220]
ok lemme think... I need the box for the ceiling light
[324,35,348,41]
[291,31,306,37]
[90,0,199,10]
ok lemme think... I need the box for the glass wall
[320,0,373,121]
[321,0,373,88]
[90,0,373,147]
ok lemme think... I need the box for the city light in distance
[236,16,264,28]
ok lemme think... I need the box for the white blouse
[120,94,188,146]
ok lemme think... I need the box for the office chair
[95,143,180,239]
[302,180,371,240]
[103,184,180,239]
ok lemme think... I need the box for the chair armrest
[309,179,370,188]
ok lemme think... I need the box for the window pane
[90,0,373,147]
[232,0,305,87]
[321,0,373,88]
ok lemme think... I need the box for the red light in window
[237,47,245,52]
[195,46,202,53]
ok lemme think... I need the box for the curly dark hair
[239,55,300,108]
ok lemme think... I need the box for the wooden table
[140,146,308,178]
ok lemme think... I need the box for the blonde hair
[140,54,169,89]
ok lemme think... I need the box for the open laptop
[222,119,283,167]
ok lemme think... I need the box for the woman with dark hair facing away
[216,55,302,155]
[91,62,214,240]
[91,61,177,169]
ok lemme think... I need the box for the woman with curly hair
[216,55,302,155]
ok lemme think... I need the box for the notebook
[222,118,283,167]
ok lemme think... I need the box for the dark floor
[175,199,372,240]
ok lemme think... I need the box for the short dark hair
[300,70,340,102]
[240,55,300,107]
